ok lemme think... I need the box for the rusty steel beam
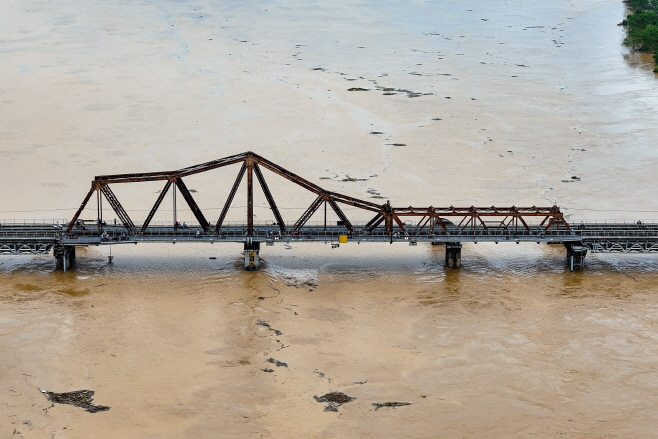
[95,170,178,184]
[175,152,249,178]
[247,160,254,236]
[250,154,324,194]
[251,153,382,212]
[174,177,209,232]
[253,163,285,233]
[328,199,354,234]
[383,201,394,234]
[66,185,96,233]
[392,214,407,231]
[390,205,569,231]
[141,180,173,232]
[94,152,249,184]
[392,206,563,216]
[362,213,385,235]
[293,195,323,231]
[100,184,136,231]
[215,162,247,232]
[75,152,572,237]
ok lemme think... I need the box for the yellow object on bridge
[338,235,348,244]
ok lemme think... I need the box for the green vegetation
[619,0,658,71]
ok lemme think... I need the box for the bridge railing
[0,219,67,227]
[67,218,658,230]
[577,219,658,225]
[105,218,578,231]
[0,231,60,239]
[66,220,658,236]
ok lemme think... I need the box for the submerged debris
[314,392,355,412]
[347,87,370,91]
[383,87,432,98]
[367,188,386,199]
[257,320,282,336]
[341,175,368,182]
[40,389,110,413]
[372,402,411,411]
[266,358,288,367]
[314,370,332,383]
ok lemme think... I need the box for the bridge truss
[65,151,570,237]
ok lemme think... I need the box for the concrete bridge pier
[445,243,462,269]
[243,241,261,271]
[54,244,76,272]
[565,243,587,271]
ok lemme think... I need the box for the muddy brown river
[2,1,658,438]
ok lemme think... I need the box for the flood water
[1,1,658,438]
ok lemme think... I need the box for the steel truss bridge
[1,152,656,271]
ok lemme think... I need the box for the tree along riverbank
[619,0,658,72]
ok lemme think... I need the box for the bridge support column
[565,243,587,271]
[54,244,76,272]
[445,243,462,269]
[243,241,261,271]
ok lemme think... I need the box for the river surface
[1,1,658,438]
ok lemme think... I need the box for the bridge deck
[1,222,657,255]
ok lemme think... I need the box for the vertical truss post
[429,207,435,234]
[247,158,254,236]
[98,189,103,231]
[384,201,393,234]
[215,162,247,233]
[96,189,100,227]
[173,183,177,229]
[324,201,327,231]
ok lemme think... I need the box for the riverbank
[619,0,658,71]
